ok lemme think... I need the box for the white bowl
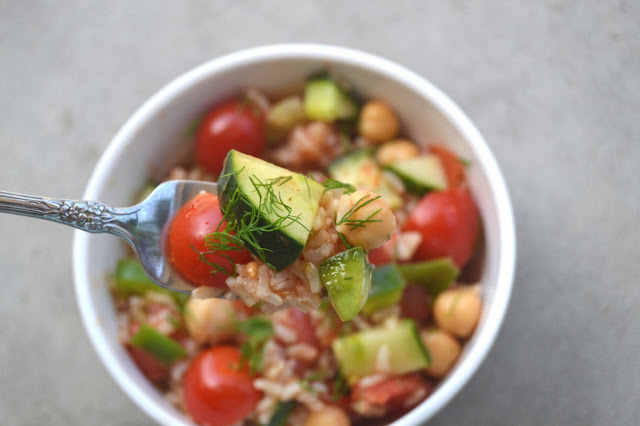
[73,44,516,426]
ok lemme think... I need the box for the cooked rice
[286,343,318,362]
[369,304,401,324]
[395,231,422,261]
[404,387,429,408]
[225,191,344,314]
[358,373,389,389]
[269,121,343,171]
[273,322,297,344]
[245,88,271,115]
[352,315,371,331]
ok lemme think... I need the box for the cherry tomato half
[168,192,252,288]
[403,188,479,268]
[195,99,266,176]
[428,144,467,188]
[183,346,261,426]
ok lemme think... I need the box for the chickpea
[433,288,482,338]
[335,190,397,250]
[304,405,351,426]
[420,329,461,378]
[358,100,399,143]
[375,139,420,165]
[184,298,237,345]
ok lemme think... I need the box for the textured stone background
[0,1,638,425]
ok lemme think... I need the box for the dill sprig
[337,232,353,249]
[335,193,383,231]
[234,315,274,375]
[321,179,356,194]
[201,169,310,273]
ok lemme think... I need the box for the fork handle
[0,190,133,237]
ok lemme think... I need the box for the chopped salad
[111,74,483,426]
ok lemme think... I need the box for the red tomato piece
[403,188,479,268]
[183,346,261,426]
[352,373,432,415]
[168,192,252,288]
[195,99,266,176]
[126,344,169,383]
[428,144,467,187]
[273,307,319,348]
[367,232,397,266]
[400,284,431,323]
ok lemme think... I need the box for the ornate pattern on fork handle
[0,192,119,233]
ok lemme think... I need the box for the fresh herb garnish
[337,232,353,249]
[303,176,311,198]
[201,169,309,272]
[335,193,383,231]
[298,370,330,395]
[332,370,348,401]
[234,315,274,375]
[321,179,356,194]
[298,379,318,395]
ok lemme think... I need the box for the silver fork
[0,180,218,294]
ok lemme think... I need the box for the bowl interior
[74,44,515,426]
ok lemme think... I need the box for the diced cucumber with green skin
[397,258,459,296]
[114,259,188,307]
[361,264,406,315]
[266,400,296,426]
[384,155,448,196]
[130,324,187,365]
[318,247,373,322]
[328,149,402,209]
[332,319,431,380]
[217,150,324,271]
[304,77,358,122]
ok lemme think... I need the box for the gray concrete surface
[1,1,638,425]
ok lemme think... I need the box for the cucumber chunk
[385,154,447,195]
[397,257,459,296]
[328,149,402,209]
[130,324,187,365]
[304,77,357,122]
[361,264,406,315]
[318,247,372,321]
[332,319,430,380]
[218,150,324,271]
